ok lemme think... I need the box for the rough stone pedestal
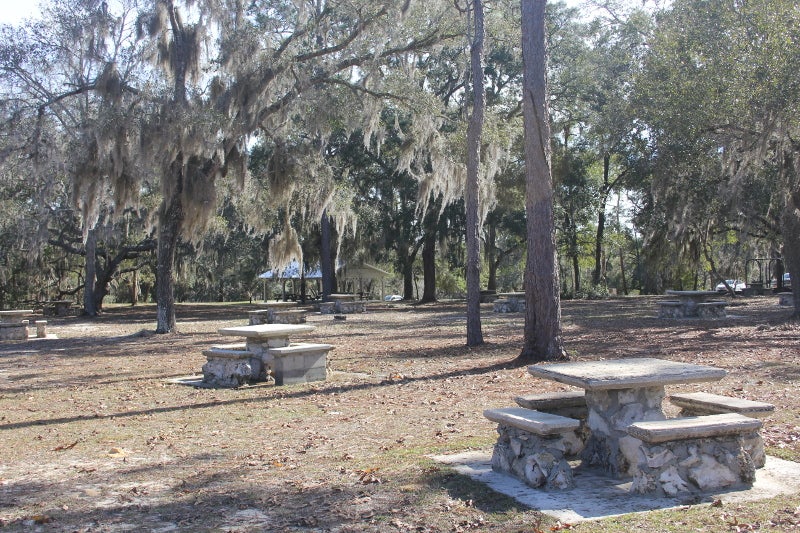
[202,345,261,387]
[581,386,666,478]
[490,425,579,490]
[630,435,758,496]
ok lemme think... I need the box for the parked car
[771,273,792,289]
[384,294,403,301]
[715,279,746,293]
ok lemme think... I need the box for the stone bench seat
[202,344,250,358]
[0,320,29,341]
[669,392,774,418]
[695,301,728,318]
[627,413,764,495]
[248,310,271,325]
[514,390,587,419]
[484,407,580,435]
[485,407,582,490]
[493,298,526,313]
[337,301,366,313]
[658,301,684,318]
[627,413,761,443]
[272,309,308,324]
[266,342,334,386]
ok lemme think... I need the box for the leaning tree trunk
[465,0,486,346]
[155,192,183,334]
[83,227,98,317]
[518,0,565,362]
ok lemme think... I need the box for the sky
[0,0,41,25]
[0,1,646,26]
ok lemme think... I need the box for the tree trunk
[131,269,139,306]
[572,249,580,295]
[782,189,800,318]
[564,213,580,294]
[465,0,486,346]
[420,228,437,303]
[402,259,415,301]
[593,153,610,286]
[83,227,98,317]
[485,221,498,292]
[619,246,629,295]
[518,0,565,362]
[155,192,183,334]
[320,210,334,300]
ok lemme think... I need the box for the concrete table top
[219,324,315,338]
[0,310,33,321]
[528,358,726,390]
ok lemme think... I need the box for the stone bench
[202,344,261,387]
[493,299,526,313]
[695,301,727,318]
[514,390,587,420]
[778,293,793,306]
[0,320,29,341]
[484,407,582,490]
[319,302,336,314]
[248,310,271,325]
[657,300,684,318]
[266,343,333,386]
[272,309,308,324]
[669,392,774,418]
[337,301,366,314]
[626,413,763,496]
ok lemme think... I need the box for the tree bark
[320,210,334,299]
[593,153,611,286]
[155,186,183,333]
[782,189,800,319]
[485,221,498,292]
[83,227,98,317]
[401,257,415,301]
[131,269,139,305]
[518,0,565,362]
[420,228,437,303]
[465,0,486,346]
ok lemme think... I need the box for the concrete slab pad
[432,451,800,523]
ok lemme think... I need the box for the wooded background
[1,0,798,325]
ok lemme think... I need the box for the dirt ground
[0,296,798,532]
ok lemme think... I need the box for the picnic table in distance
[660,290,727,318]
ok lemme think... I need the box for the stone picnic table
[0,310,33,322]
[493,292,526,313]
[202,323,333,387]
[320,294,366,314]
[0,309,46,341]
[528,357,726,478]
[660,290,727,318]
[43,300,75,317]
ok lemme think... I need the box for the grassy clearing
[0,297,798,531]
